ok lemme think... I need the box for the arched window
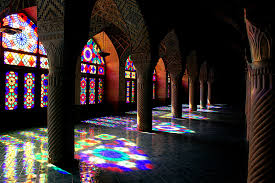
[80,38,105,105]
[0,13,49,111]
[152,69,157,99]
[125,55,136,103]
[167,73,171,98]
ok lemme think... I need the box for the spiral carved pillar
[247,61,272,183]
[132,54,153,132]
[207,81,212,106]
[244,11,272,182]
[245,66,252,141]
[200,81,206,108]
[171,73,183,118]
[189,78,197,111]
[44,40,75,171]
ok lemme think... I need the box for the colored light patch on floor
[160,112,209,120]
[197,108,218,113]
[125,111,137,115]
[0,135,24,150]
[95,134,116,140]
[76,137,153,172]
[126,110,169,116]
[153,122,195,134]
[1,130,153,178]
[19,131,48,143]
[125,120,195,134]
[153,106,171,111]
[75,138,101,151]
[0,135,70,182]
[207,105,222,109]
[82,119,118,128]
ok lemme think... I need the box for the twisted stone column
[200,81,206,108]
[247,61,272,183]
[245,65,252,141]
[44,40,75,171]
[207,81,212,106]
[189,78,197,111]
[171,72,183,118]
[199,62,207,108]
[132,54,153,132]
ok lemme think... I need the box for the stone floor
[0,104,247,183]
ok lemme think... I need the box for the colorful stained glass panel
[152,75,156,81]
[131,72,136,79]
[131,81,135,103]
[98,66,105,75]
[24,73,35,109]
[2,13,38,53]
[89,78,96,104]
[168,84,170,98]
[39,41,47,55]
[81,39,105,65]
[80,77,87,105]
[40,57,49,69]
[125,56,136,71]
[153,83,155,99]
[125,71,131,79]
[126,81,130,103]
[41,74,48,107]
[5,71,18,110]
[98,78,104,103]
[4,51,37,67]
[81,63,96,74]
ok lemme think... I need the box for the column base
[49,158,79,174]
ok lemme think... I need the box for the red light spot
[145,164,153,169]
[108,167,124,173]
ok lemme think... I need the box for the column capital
[199,61,208,83]
[38,18,64,42]
[170,71,183,81]
[131,52,151,64]
[245,15,271,62]
[42,39,64,70]
[131,53,154,77]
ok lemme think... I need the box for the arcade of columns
[0,1,272,182]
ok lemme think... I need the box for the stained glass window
[4,51,37,67]
[80,38,105,105]
[5,71,18,110]
[98,78,104,104]
[89,78,96,104]
[40,57,49,69]
[24,73,35,109]
[167,73,171,98]
[131,81,135,103]
[80,77,87,105]
[41,74,48,108]
[1,13,49,111]
[125,56,136,103]
[2,13,38,53]
[126,81,130,103]
[39,42,47,55]
[152,69,157,99]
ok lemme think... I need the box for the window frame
[80,38,106,105]
[0,12,49,112]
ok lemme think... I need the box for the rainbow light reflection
[160,112,209,120]
[75,137,153,172]
[1,129,153,178]
[125,120,195,134]
[81,116,195,134]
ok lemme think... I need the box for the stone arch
[90,0,151,54]
[160,30,183,74]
